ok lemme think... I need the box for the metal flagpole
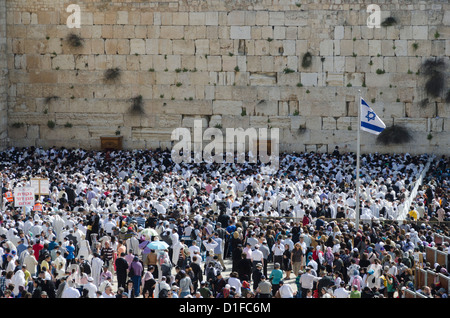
[355,90,361,230]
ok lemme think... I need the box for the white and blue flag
[360,97,386,135]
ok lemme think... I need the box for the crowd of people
[0,146,448,299]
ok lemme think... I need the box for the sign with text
[31,178,50,195]
[14,187,35,207]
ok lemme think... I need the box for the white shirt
[333,287,350,298]
[84,282,98,298]
[272,242,284,256]
[279,284,294,298]
[227,277,242,295]
[62,287,81,298]
[251,249,264,262]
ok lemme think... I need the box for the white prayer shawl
[91,257,104,287]
[12,270,25,295]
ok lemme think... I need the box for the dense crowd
[0,146,448,298]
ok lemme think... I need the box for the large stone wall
[4,0,450,154]
[0,0,7,149]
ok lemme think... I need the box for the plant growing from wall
[47,120,56,129]
[44,95,59,105]
[301,52,312,69]
[380,17,397,27]
[297,124,306,135]
[66,33,83,48]
[129,95,145,115]
[420,58,447,98]
[11,122,24,128]
[64,122,73,128]
[104,67,121,82]
[376,125,412,145]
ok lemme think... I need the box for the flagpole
[356,90,361,230]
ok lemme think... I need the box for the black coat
[236,258,252,281]
[190,262,203,284]
[252,269,263,290]
[42,279,56,298]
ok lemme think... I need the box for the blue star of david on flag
[360,98,386,135]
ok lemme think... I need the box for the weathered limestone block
[130,39,145,55]
[412,26,428,40]
[209,115,222,127]
[213,100,242,115]
[336,117,358,131]
[393,118,428,131]
[268,116,291,129]
[430,117,444,132]
[365,73,392,87]
[182,116,208,128]
[300,73,318,87]
[249,116,269,128]
[160,26,184,39]
[41,125,90,140]
[269,12,284,26]
[326,73,344,86]
[230,26,251,39]
[221,115,250,129]
[131,128,173,142]
[319,40,334,56]
[322,117,337,130]
[334,26,345,40]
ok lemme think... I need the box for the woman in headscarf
[324,246,334,273]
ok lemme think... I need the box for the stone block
[334,26,345,40]
[326,73,344,86]
[130,39,145,55]
[249,116,269,128]
[160,26,184,39]
[213,100,242,115]
[227,11,245,25]
[269,12,285,26]
[300,73,318,87]
[172,40,195,55]
[320,40,334,56]
[221,115,250,129]
[255,11,269,26]
[412,26,428,40]
[393,118,427,131]
[230,26,251,39]
[254,100,278,116]
[322,117,337,130]
[284,11,308,26]
[117,11,128,25]
[205,12,219,26]
[189,12,205,26]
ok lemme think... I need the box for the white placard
[14,187,35,207]
[31,178,50,195]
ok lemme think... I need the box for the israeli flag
[360,97,386,135]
